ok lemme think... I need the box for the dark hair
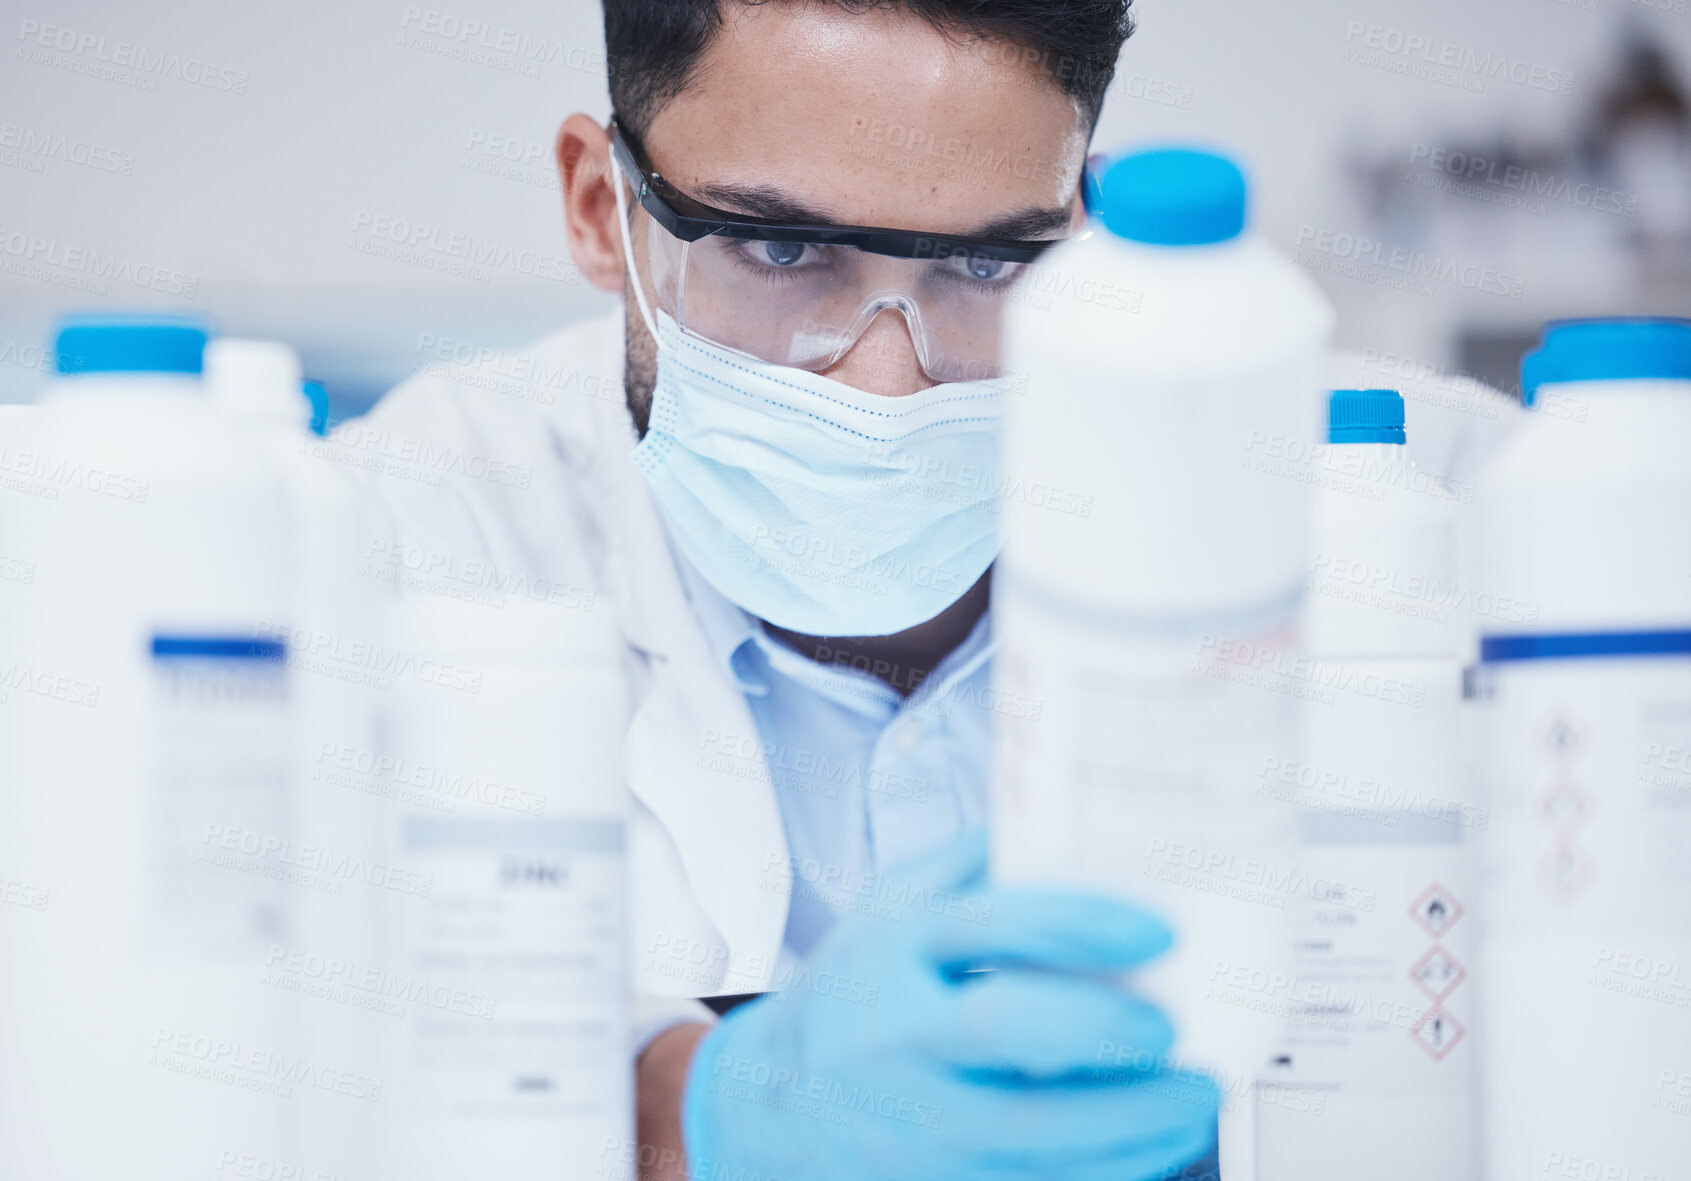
[603,0,1135,138]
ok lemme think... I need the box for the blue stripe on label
[151,636,288,662]
[1480,630,1691,663]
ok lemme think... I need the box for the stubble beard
[622,281,658,441]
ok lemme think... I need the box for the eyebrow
[690,181,1073,242]
[973,207,1074,240]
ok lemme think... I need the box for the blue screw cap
[1521,318,1691,406]
[53,313,211,376]
[1098,147,1248,246]
[1329,389,1406,445]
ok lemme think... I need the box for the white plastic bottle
[365,594,630,1180]
[0,316,293,1180]
[204,338,399,1179]
[992,147,1334,1177]
[0,402,40,520]
[0,402,39,614]
[1474,318,1691,1178]
[1254,390,1477,1181]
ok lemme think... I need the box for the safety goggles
[610,119,1074,383]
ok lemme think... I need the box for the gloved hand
[682,831,1221,1180]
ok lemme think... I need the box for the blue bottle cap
[1329,389,1406,445]
[53,313,210,376]
[303,380,330,436]
[1098,148,1248,246]
[1521,318,1691,406]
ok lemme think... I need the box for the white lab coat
[345,311,1523,1039]
[342,309,793,1032]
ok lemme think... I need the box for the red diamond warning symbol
[1540,785,1591,828]
[1409,945,1467,1002]
[1541,843,1596,902]
[1409,883,1464,939]
[1411,1008,1465,1061]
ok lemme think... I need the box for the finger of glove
[857,1122,1218,1181]
[916,969,1176,1079]
[917,888,1173,975]
[981,1130,1220,1181]
[926,1068,1221,1165]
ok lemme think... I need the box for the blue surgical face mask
[616,177,1005,638]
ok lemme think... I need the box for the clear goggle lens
[646,219,1026,383]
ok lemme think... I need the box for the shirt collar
[914,606,995,704]
[670,537,998,709]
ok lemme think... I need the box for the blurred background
[2,0,1688,420]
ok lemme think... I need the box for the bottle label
[993,587,1302,1085]
[1475,632,1691,1172]
[1477,633,1691,934]
[149,635,291,955]
[383,816,629,1173]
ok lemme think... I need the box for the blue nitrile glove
[681,831,1220,1180]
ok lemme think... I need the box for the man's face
[616,2,1091,428]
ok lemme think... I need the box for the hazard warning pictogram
[1409,945,1467,1002]
[1541,843,1596,901]
[1539,710,1596,904]
[1540,784,1591,828]
[1543,715,1585,759]
[1410,1008,1465,1060]
[1409,883,1464,939]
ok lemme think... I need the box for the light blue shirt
[679,556,997,960]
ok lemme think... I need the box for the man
[351,1,1220,1176]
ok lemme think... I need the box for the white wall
[3,0,1688,410]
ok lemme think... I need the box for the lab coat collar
[570,309,689,665]
[671,542,769,698]
[570,306,792,988]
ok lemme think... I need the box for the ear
[557,113,626,293]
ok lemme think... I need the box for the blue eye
[966,255,1006,281]
[760,241,808,267]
